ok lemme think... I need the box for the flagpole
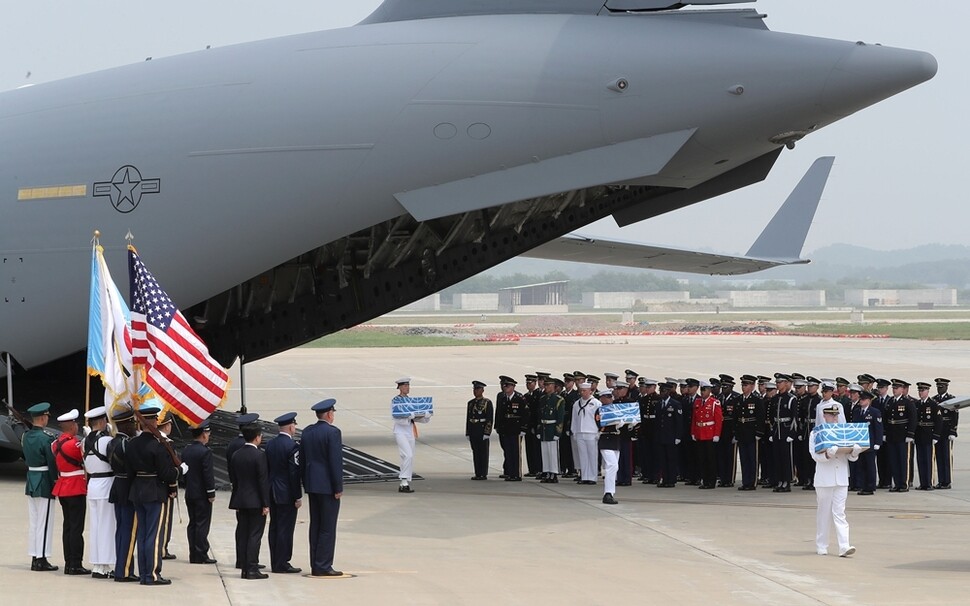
[84,230,102,415]
[5,352,13,410]
[239,354,247,415]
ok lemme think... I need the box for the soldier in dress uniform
[465,381,493,480]
[226,413,259,470]
[691,381,722,489]
[716,375,741,487]
[799,377,823,490]
[870,377,893,488]
[680,378,700,484]
[792,378,811,487]
[770,374,798,492]
[495,376,528,481]
[181,419,217,565]
[82,406,116,578]
[637,378,661,484]
[572,381,601,485]
[596,390,621,504]
[884,379,917,492]
[156,415,178,561]
[835,377,852,408]
[537,378,566,483]
[756,376,770,398]
[392,378,430,493]
[655,381,683,487]
[522,374,542,477]
[913,383,940,490]
[845,384,863,490]
[127,400,186,585]
[604,372,619,389]
[759,381,778,486]
[266,413,302,573]
[229,421,270,580]
[107,407,138,582]
[23,402,59,572]
[51,408,90,575]
[735,375,765,491]
[300,399,344,577]
[559,372,579,478]
[852,391,883,495]
[810,403,862,558]
[612,381,635,486]
[933,378,957,489]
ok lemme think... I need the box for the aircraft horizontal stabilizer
[522,156,834,276]
[396,129,695,222]
[939,396,970,411]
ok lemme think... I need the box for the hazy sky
[2,1,965,255]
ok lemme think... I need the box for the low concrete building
[716,290,826,308]
[498,281,569,313]
[398,293,440,312]
[845,289,958,307]
[582,291,690,309]
[452,293,500,311]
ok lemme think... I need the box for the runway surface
[1,335,967,605]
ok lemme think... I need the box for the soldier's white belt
[888,419,909,424]
[28,466,49,472]
[469,419,486,423]
[540,420,557,424]
[59,470,85,477]
[776,417,792,422]
[918,422,934,427]
[644,415,656,419]
[738,419,756,423]
[696,421,715,427]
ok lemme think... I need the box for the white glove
[786,437,794,443]
[732,438,738,444]
[755,436,761,441]
[933,439,938,445]
[712,436,720,443]
[691,435,697,441]
[905,437,914,443]
[827,446,839,457]
[851,444,863,456]
[82,426,91,437]
[179,462,189,475]
[483,434,490,440]
[674,438,681,445]
[520,432,526,437]
[553,436,559,441]
[873,444,880,451]
[950,435,957,441]
[768,436,773,443]
[408,412,416,420]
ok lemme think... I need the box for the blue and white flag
[87,243,135,412]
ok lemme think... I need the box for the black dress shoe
[857,490,874,496]
[115,574,140,582]
[897,487,909,493]
[935,484,951,489]
[31,558,58,572]
[162,552,176,560]
[65,566,92,575]
[273,565,302,574]
[92,571,110,579]
[617,481,632,487]
[141,577,172,585]
[312,569,344,577]
[192,557,217,564]
[738,486,755,491]
[471,476,486,481]
[720,483,735,488]
[602,493,618,505]
[507,476,522,482]
[398,485,414,493]
[242,570,269,579]
[802,484,815,491]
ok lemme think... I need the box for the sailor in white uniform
[809,403,862,557]
[392,378,430,493]
[571,382,601,485]
[82,406,117,578]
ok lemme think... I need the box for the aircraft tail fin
[744,156,835,260]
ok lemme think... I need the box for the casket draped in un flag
[598,402,639,427]
[392,396,434,418]
[814,423,870,453]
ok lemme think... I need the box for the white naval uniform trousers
[393,415,430,482]
[809,427,860,553]
[572,398,601,482]
[600,449,619,495]
[84,434,117,570]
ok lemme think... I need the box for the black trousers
[760,437,774,484]
[269,501,297,571]
[235,509,266,574]
[659,443,679,484]
[887,441,909,489]
[696,440,716,487]
[185,498,212,563]
[857,449,877,491]
[308,493,340,573]
[524,432,541,474]
[469,436,490,478]
[716,439,738,485]
[558,434,575,474]
[59,495,86,567]
[915,441,933,488]
[114,501,136,579]
[617,436,633,483]
[499,433,521,478]
[877,445,891,487]
[935,439,952,486]
[738,441,757,488]
[638,436,657,481]
[772,439,792,487]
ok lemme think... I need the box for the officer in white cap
[810,403,862,557]
[83,406,116,578]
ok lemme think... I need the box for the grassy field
[302,330,494,348]
[784,322,970,340]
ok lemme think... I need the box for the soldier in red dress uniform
[51,409,91,575]
[691,381,723,489]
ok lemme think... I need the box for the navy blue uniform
[851,404,884,492]
[494,390,528,480]
[181,440,215,563]
[266,432,302,572]
[717,390,741,486]
[884,396,917,490]
[913,398,940,489]
[301,419,344,575]
[934,392,957,488]
[465,397,493,479]
[229,444,270,576]
[769,391,798,490]
[655,395,683,486]
[107,431,136,580]
[734,392,765,489]
[637,393,661,482]
[126,432,180,584]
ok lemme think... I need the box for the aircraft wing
[522,156,834,276]
[939,396,970,411]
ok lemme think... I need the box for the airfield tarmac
[1,334,968,605]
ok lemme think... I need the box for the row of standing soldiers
[465,371,958,493]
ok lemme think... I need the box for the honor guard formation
[462,373,958,506]
[18,374,958,576]
[21,397,345,582]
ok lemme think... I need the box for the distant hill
[808,243,970,268]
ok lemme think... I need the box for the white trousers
[601,449,619,495]
[395,430,415,482]
[87,497,117,566]
[27,496,55,557]
[815,485,850,553]
[576,433,599,482]
[540,441,560,474]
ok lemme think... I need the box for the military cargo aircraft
[0,0,937,430]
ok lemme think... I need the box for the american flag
[128,246,229,424]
